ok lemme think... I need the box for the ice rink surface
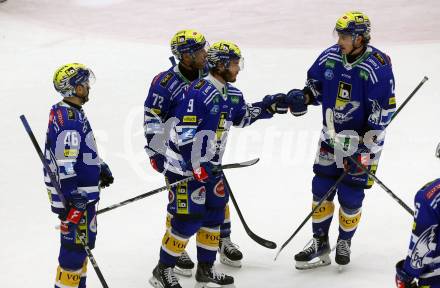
[1,0,440,287]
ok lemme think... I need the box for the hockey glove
[395,260,418,288]
[149,153,166,174]
[59,193,87,235]
[193,162,214,183]
[286,89,307,116]
[343,151,372,175]
[262,93,288,114]
[100,162,114,188]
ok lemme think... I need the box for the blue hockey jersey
[144,64,207,157]
[44,101,101,214]
[308,44,396,141]
[403,179,440,285]
[165,74,273,175]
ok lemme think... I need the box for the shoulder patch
[373,52,386,66]
[424,180,440,200]
[160,72,174,87]
[67,108,76,120]
[194,79,206,90]
[56,109,64,126]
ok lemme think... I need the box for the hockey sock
[220,204,231,238]
[196,226,220,263]
[160,228,190,266]
[312,200,335,236]
[55,265,82,288]
[338,206,362,239]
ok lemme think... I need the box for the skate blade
[174,266,193,277]
[148,276,164,288]
[220,254,242,268]
[194,282,236,288]
[295,255,331,270]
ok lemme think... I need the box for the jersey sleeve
[305,48,332,105]
[403,183,440,279]
[365,68,396,132]
[44,107,82,213]
[144,73,174,157]
[232,95,273,128]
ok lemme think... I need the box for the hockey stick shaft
[344,77,428,216]
[97,158,260,215]
[274,172,346,260]
[223,176,277,249]
[20,115,110,288]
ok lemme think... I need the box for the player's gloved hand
[193,162,214,183]
[100,162,114,188]
[395,260,418,288]
[285,89,307,116]
[149,153,166,174]
[262,93,288,114]
[59,193,87,235]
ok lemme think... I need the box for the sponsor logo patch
[214,180,225,197]
[67,108,75,120]
[183,115,197,123]
[191,186,206,204]
[194,79,206,90]
[324,69,334,80]
[160,72,173,87]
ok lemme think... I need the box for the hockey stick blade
[97,158,260,215]
[223,176,277,249]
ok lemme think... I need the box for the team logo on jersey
[334,101,360,124]
[359,69,369,81]
[191,186,206,204]
[67,108,75,120]
[410,225,438,269]
[160,72,174,87]
[324,69,334,80]
[325,59,335,69]
[231,95,240,104]
[214,180,225,197]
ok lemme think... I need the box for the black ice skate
[195,262,235,288]
[219,237,243,268]
[149,262,182,288]
[335,238,351,266]
[174,250,195,277]
[294,235,331,270]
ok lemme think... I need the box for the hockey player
[46,63,114,288]
[148,40,286,288]
[144,30,243,276]
[284,11,396,269]
[394,145,440,288]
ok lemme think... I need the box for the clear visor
[436,142,440,158]
[239,57,244,71]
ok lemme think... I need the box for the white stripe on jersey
[358,62,378,84]
[203,89,218,105]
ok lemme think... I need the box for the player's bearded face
[222,59,240,83]
[76,83,90,104]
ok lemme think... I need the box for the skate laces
[302,238,319,254]
[336,239,350,256]
[210,267,226,280]
[163,267,179,286]
[180,251,191,262]
[222,237,240,254]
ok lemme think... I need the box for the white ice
[1,1,440,287]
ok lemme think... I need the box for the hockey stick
[222,176,277,249]
[20,115,110,288]
[338,76,429,216]
[275,76,427,259]
[97,158,260,215]
[274,172,346,260]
